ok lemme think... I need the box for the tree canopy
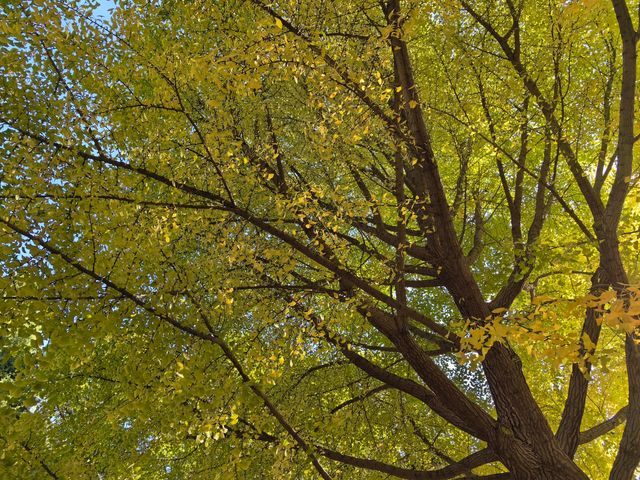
[1,0,640,479]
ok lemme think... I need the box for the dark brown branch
[461,1,605,222]
[579,405,628,444]
[20,442,62,480]
[1,219,333,480]
[329,385,390,414]
[320,445,500,480]
[0,119,456,343]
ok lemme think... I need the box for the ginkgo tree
[1,0,639,479]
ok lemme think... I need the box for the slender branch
[579,405,628,444]
[20,442,62,480]
[0,119,456,342]
[0,218,333,480]
[329,385,390,414]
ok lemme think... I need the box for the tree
[0,0,639,478]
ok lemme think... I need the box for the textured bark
[608,2,639,477]
[5,1,639,477]
[556,269,606,457]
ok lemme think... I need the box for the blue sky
[93,0,115,20]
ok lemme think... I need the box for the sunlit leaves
[0,0,638,478]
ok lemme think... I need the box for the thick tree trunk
[482,345,589,480]
[444,263,588,478]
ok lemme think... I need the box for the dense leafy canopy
[1,0,640,479]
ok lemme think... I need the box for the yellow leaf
[532,295,555,305]
[492,322,509,338]
[275,18,283,30]
[599,290,617,304]
[247,78,261,90]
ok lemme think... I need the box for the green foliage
[0,0,639,478]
